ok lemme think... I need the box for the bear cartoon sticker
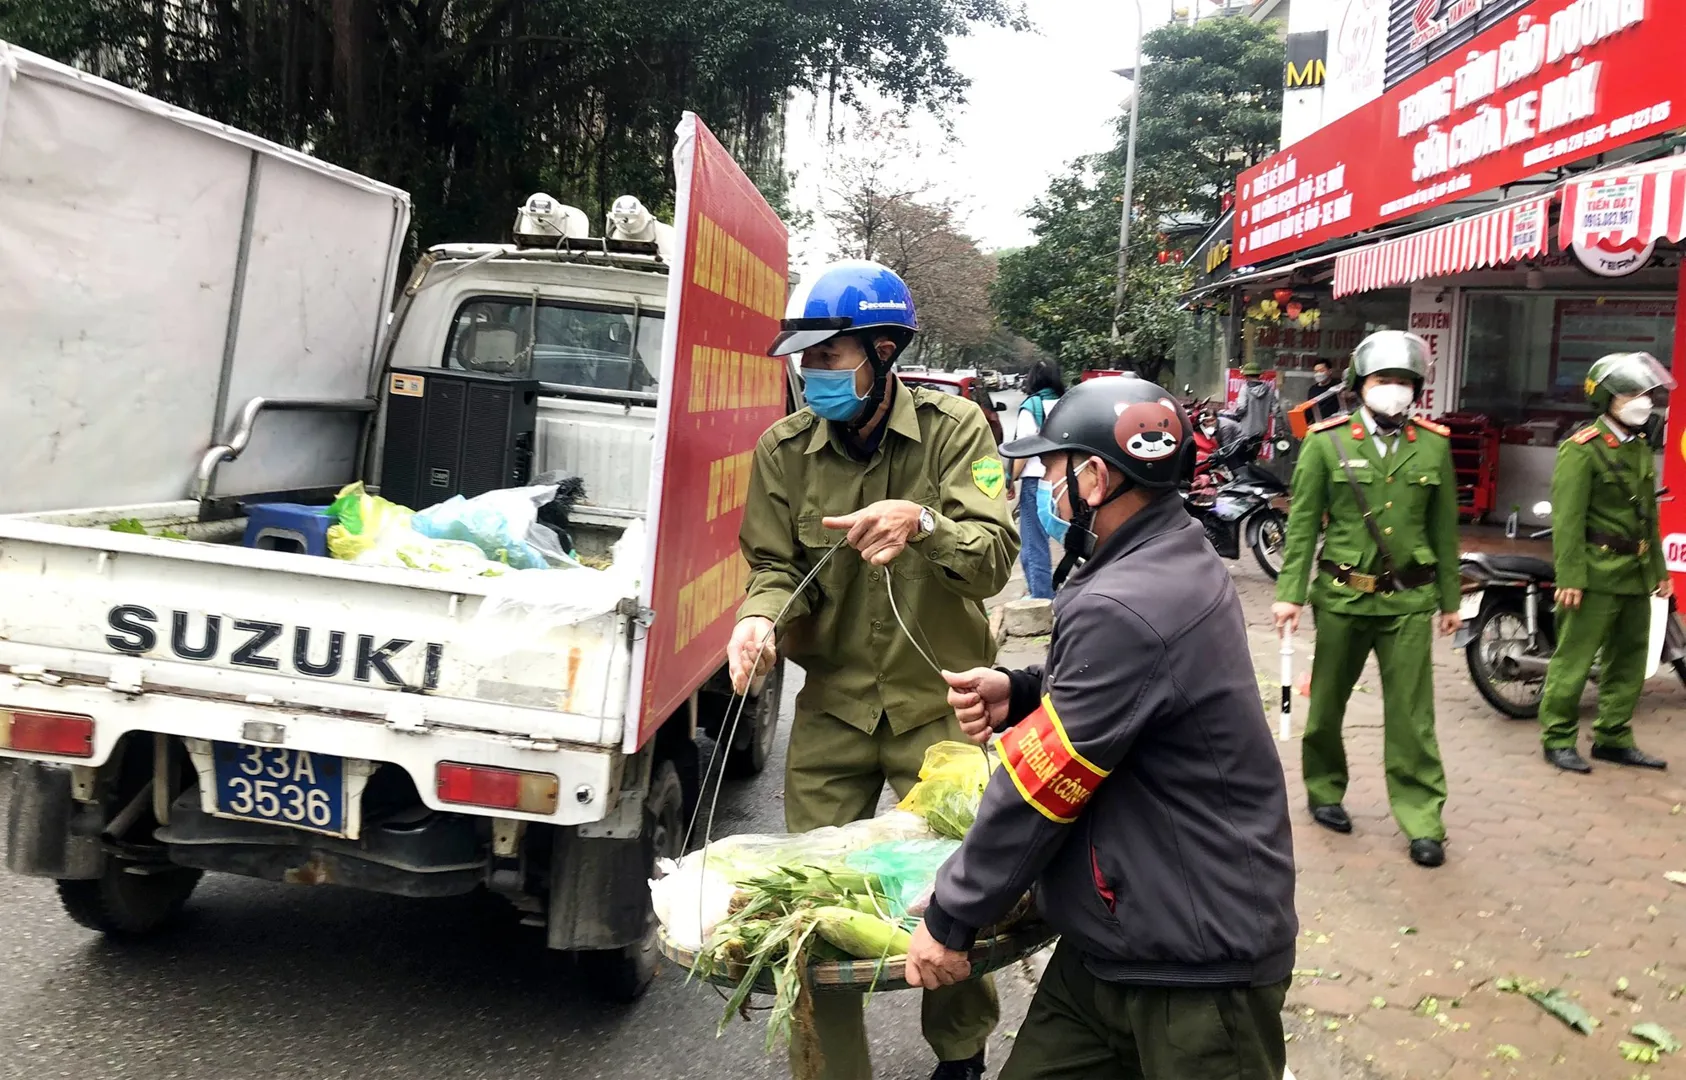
[1113,399,1184,461]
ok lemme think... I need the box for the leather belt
[1586,531,1647,556]
[1319,560,1437,594]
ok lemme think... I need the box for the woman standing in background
[1008,360,1065,599]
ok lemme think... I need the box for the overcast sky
[782,0,1202,271]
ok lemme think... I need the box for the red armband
[1000,695,1110,823]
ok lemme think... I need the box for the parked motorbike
[1184,434,1292,579]
[1456,500,1686,718]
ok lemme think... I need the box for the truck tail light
[435,762,558,815]
[0,708,95,757]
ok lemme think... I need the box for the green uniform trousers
[1539,591,1650,751]
[998,939,1288,1080]
[1304,609,1448,841]
[784,706,999,1080]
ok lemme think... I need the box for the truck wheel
[57,862,202,937]
[580,759,683,1003]
[725,659,784,779]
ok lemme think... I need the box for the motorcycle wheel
[1465,597,1546,719]
[1249,509,1287,580]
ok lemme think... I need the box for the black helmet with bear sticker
[1000,374,1194,490]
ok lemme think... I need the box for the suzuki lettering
[104,605,444,690]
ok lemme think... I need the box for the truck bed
[0,502,639,751]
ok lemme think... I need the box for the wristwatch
[912,506,936,542]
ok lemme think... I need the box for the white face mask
[1615,396,1655,428]
[1363,383,1414,419]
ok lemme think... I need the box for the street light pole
[1110,0,1145,342]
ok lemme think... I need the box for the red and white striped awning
[1558,156,1686,252]
[1331,196,1552,298]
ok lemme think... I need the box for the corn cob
[811,905,913,959]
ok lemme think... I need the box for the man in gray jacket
[906,377,1298,1080]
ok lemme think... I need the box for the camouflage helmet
[1584,352,1675,412]
[1345,330,1431,396]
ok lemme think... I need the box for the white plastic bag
[470,518,646,630]
[412,484,570,569]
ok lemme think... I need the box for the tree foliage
[1131,16,1283,221]
[0,0,1025,245]
[826,118,996,367]
[991,16,1280,382]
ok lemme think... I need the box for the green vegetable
[812,906,912,959]
[1631,1023,1680,1054]
[1528,987,1599,1035]
[1620,1041,1661,1064]
[109,519,148,534]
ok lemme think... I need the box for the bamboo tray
[658,918,1057,993]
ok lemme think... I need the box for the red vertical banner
[626,114,790,751]
[1661,264,1686,594]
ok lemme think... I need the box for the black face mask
[1051,457,1134,590]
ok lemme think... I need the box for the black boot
[1309,804,1352,834]
[1408,838,1445,868]
[1590,744,1668,770]
[931,1052,985,1080]
[1544,747,1592,773]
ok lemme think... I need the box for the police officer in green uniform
[727,260,1016,1080]
[1538,352,1675,774]
[1273,331,1462,869]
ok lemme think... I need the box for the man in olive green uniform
[727,260,1016,1080]
[1539,352,1675,774]
[1273,331,1462,869]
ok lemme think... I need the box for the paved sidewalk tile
[1226,566,1686,1080]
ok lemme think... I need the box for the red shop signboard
[1236,0,1686,266]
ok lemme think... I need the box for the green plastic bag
[326,482,415,560]
[844,838,961,917]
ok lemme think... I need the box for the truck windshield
[444,296,665,392]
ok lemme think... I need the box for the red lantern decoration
[1273,288,1293,306]
[1285,301,1303,320]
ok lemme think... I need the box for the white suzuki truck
[0,44,786,1000]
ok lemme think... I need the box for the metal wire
[885,568,944,678]
[679,539,848,945]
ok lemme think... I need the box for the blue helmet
[768,260,919,357]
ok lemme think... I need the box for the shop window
[1246,291,1410,406]
[1460,293,1677,435]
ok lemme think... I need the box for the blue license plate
[212,742,346,836]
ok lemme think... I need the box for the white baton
[1278,627,1294,741]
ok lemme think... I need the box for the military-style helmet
[1584,352,1675,412]
[1000,375,1193,490]
[1345,330,1431,396]
[1239,360,1263,377]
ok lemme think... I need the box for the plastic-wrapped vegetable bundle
[410,484,578,569]
[895,741,992,839]
[649,810,935,952]
[325,482,507,575]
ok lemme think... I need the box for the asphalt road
[0,668,1039,1080]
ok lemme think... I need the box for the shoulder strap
[1027,393,1046,427]
[1328,432,1402,584]
[1584,434,1655,531]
